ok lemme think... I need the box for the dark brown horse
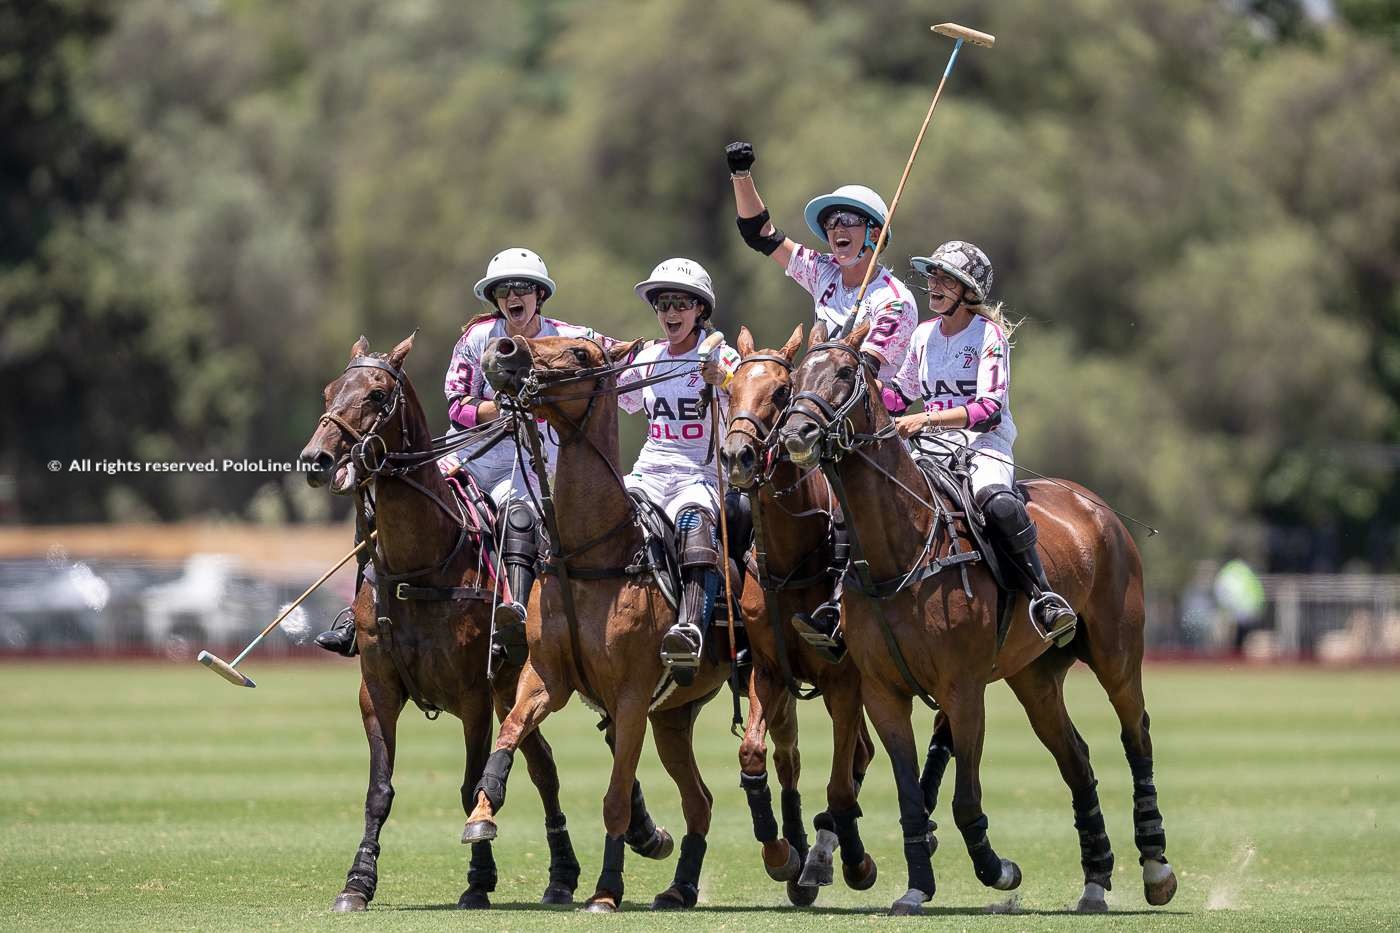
[778,323,1177,915]
[461,333,729,912]
[298,334,582,911]
[719,324,877,903]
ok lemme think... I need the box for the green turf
[2,662,1397,931]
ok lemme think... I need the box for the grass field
[3,662,1397,931]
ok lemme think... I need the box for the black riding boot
[660,508,720,688]
[980,486,1078,646]
[316,533,371,658]
[493,500,538,666]
[790,511,850,664]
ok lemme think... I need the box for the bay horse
[298,333,583,911]
[777,323,1177,915]
[461,332,729,912]
[719,324,878,904]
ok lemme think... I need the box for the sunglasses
[924,270,963,294]
[821,210,872,231]
[490,280,539,300]
[653,294,700,312]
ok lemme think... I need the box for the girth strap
[393,582,493,602]
[373,606,442,720]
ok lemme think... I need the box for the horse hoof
[787,878,819,907]
[1144,860,1178,906]
[1078,894,1109,913]
[540,883,574,905]
[650,884,697,910]
[890,888,928,916]
[632,826,674,860]
[582,895,619,913]
[461,819,497,844]
[457,889,490,910]
[843,853,878,891]
[797,829,836,887]
[764,841,801,882]
[330,892,368,913]
[992,858,1022,891]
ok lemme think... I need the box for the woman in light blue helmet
[724,141,916,380]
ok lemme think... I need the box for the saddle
[628,492,744,631]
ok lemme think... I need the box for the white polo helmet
[472,247,557,305]
[803,184,891,243]
[911,240,993,304]
[634,257,717,319]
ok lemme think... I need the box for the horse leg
[462,660,560,843]
[737,666,798,882]
[920,711,953,817]
[331,676,404,912]
[765,689,818,906]
[458,700,497,910]
[601,722,674,860]
[1007,654,1115,912]
[1093,655,1176,905]
[815,678,877,892]
[492,677,579,905]
[946,679,1023,895]
[648,702,715,911]
[583,696,650,913]
[862,678,936,916]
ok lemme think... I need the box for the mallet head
[933,23,996,48]
[197,650,257,688]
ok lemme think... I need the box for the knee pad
[499,501,539,562]
[676,507,719,569]
[723,490,753,562]
[979,487,1036,554]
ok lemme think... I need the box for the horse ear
[388,330,417,368]
[809,321,828,349]
[737,326,756,358]
[845,322,871,349]
[779,323,803,362]
[606,337,645,364]
[349,335,370,361]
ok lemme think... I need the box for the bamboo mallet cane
[698,330,740,695]
[197,531,377,688]
[848,22,996,309]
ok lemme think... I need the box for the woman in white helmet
[724,141,917,380]
[314,248,609,664]
[616,258,741,685]
[888,241,1075,645]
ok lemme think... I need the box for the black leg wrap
[780,788,809,856]
[545,813,581,889]
[624,779,663,854]
[740,771,779,842]
[830,803,866,866]
[344,840,380,899]
[813,810,836,833]
[920,738,952,813]
[1124,745,1166,862]
[1072,783,1115,888]
[960,814,1003,887]
[473,749,513,812]
[467,840,497,892]
[669,832,707,906]
[899,810,936,894]
[597,833,626,901]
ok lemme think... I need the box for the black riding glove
[726,141,755,174]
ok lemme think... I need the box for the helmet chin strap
[835,221,880,269]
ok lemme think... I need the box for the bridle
[778,340,895,464]
[723,353,799,491]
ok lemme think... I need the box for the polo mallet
[197,531,376,687]
[850,22,996,308]
[699,329,744,736]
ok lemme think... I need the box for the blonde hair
[973,300,1021,345]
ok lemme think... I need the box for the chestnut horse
[460,333,729,912]
[720,325,878,903]
[778,324,1177,915]
[299,334,582,911]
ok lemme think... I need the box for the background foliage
[3,0,1398,583]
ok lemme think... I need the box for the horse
[719,324,878,903]
[460,332,730,912]
[298,333,583,911]
[776,323,1177,915]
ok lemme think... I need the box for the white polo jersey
[785,245,917,380]
[893,315,1017,456]
[617,339,741,476]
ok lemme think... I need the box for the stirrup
[790,612,845,664]
[491,602,528,666]
[660,625,701,687]
[1029,593,1078,647]
[315,606,359,658]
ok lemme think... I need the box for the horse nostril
[300,449,333,472]
[491,337,520,359]
[738,446,756,469]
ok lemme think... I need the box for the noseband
[779,340,886,463]
[723,353,796,485]
[318,356,409,477]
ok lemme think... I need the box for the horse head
[481,333,642,432]
[778,321,877,469]
[300,332,418,494]
[720,323,803,489]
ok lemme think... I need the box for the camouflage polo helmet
[910,240,993,304]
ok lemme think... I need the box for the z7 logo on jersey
[961,345,978,368]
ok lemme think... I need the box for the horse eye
[571,348,590,364]
[837,365,855,380]
[772,386,791,407]
[368,388,386,403]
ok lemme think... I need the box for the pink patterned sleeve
[784,245,823,297]
[615,344,646,414]
[890,326,923,404]
[444,332,484,404]
[861,294,916,375]
[976,320,1010,406]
